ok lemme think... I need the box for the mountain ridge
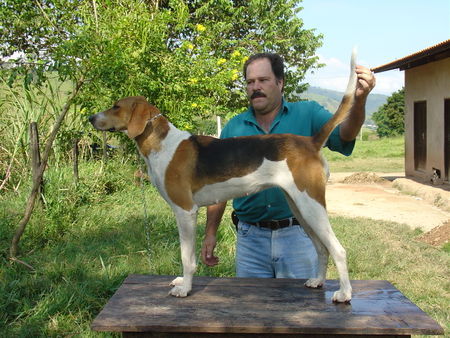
[297,86,388,124]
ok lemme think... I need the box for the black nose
[88,115,95,123]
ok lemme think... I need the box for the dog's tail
[312,48,357,151]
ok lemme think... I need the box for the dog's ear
[128,102,150,139]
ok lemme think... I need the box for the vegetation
[1,0,323,258]
[323,135,404,172]
[372,88,405,137]
[0,2,446,337]
[1,136,448,336]
[1,0,322,129]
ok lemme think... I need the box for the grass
[323,135,404,172]
[1,137,448,337]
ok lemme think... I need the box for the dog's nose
[88,115,96,124]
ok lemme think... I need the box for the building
[373,39,450,183]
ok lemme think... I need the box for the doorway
[414,101,427,171]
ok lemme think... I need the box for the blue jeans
[236,221,318,279]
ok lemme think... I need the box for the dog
[89,51,357,303]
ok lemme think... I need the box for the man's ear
[127,102,150,139]
[277,78,285,92]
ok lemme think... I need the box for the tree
[1,0,323,128]
[372,88,405,137]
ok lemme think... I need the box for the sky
[300,0,450,95]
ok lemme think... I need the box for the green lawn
[323,136,404,172]
[1,137,448,337]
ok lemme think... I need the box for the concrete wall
[404,57,450,182]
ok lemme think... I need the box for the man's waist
[232,211,299,230]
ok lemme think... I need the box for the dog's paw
[170,277,184,287]
[168,285,190,298]
[305,278,324,288]
[332,289,351,303]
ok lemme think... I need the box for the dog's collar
[147,113,163,124]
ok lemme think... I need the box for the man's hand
[201,234,219,266]
[340,65,376,142]
[202,202,227,267]
[355,65,376,100]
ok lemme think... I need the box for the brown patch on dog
[285,138,328,207]
[135,117,170,157]
[165,140,198,211]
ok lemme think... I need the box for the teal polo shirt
[220,99,355,223]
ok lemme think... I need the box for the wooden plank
[123,333,408,338]
[91,275,444,336]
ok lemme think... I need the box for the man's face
[245,58,284,115]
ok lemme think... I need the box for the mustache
[251,91,266,99]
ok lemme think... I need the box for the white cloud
[372,70,404,95]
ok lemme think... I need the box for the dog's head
[89,96,161,139]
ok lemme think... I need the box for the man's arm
[340,65,376,142]
[201,202,227,266]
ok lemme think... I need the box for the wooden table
[91,275,444,337]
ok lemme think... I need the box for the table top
[91,275,444,336]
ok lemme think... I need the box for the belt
[231,211,299,230]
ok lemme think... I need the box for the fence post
[29,122,44,203]
[102,131,108,164]
[73,138,80,185]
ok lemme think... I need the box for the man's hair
[243,53,285,82]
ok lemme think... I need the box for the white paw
[170,277,184,286]
[168,285,190,298]
[332,289,351,303]
[305,278,324,288]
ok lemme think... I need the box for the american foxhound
[89,52,357,303]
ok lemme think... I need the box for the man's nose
[251,80,263,91]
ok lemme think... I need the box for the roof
[372,39,450,73]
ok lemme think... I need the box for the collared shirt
[220,99,355,223]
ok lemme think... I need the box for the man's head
[243,53,285,115]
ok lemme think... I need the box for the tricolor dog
[89,51,357,303]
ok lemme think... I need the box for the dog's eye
[113,105,119,109]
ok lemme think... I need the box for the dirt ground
[326,172,450,247]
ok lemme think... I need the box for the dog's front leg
[169,206,198,297]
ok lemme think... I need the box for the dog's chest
[144,125,190,192]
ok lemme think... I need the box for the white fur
[145,123,190,201]
[193,159,291,206]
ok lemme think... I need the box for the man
[201,52,375,278]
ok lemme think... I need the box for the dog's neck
[134,116,190,157]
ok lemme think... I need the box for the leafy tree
[372,88,405,137]
[1,0,323,129]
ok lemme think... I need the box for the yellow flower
[231,69,239,81]
[231,50,241,58]
[196,24,206,32]
[217,58,227,65]
[189,78,198,84]
[191,103,198,108]
[186,42,194,50]
[242,56,249,63]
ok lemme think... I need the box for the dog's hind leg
[284,189,352,303]
[284,193,329,288]
[169,205,198,297]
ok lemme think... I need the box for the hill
[297,86,388,124]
